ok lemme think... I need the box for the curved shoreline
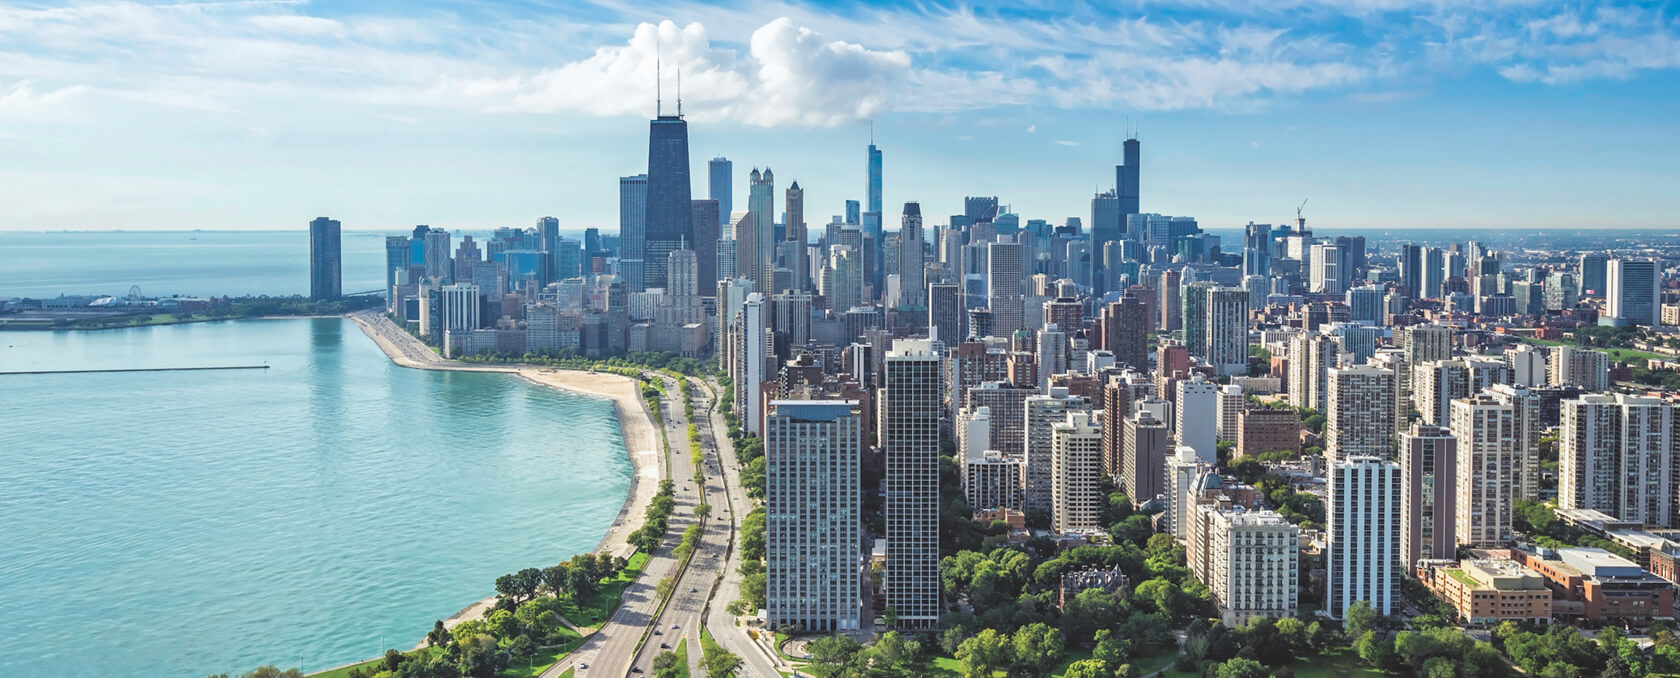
[344,311,663,653]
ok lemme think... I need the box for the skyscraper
[784,181,806,291]
[1090,191,1121,291]
[1578,253,1608,298]
[1159,269,1182,332]
[1326,365,1397,466]
[1559,394,1677,527]
[1116,135,1140,217]
[384,235,408,293]
[619,174,649,292]
[1242,222,1272,278]
[1101,295,1151,371]
[645,111,693,292]
[1451,394,1517,547]
[1051,411,1104,533]
[928,283,961,344]
[766,400,864,632]
[709,156,732,227]
[987,239,1023,334]
[748,168,776,295]
[896,202,925,308]
[1121,410,1170,505]
[308,217,341,301]
[690,199,720,294]
[1605,258,1660,327]
[1400,424,1458,569]
[881,339,940,628]
[1025,390,1092,514]
[865,142,884,291]
[1327,455,1401,619]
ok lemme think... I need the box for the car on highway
[671,624,680,629]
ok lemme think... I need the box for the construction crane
[1296,199,1309,231]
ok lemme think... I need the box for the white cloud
[0,80,87,114]
[1054,139,1078,147]
[1026,123,1036,133]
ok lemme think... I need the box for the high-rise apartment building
[1327,455,1401,619]
[1289,333,1340,412]
[1101,294,1151,371]
[1402,324,1454,365]
[308,217,342,300]
[881,339,940,628]
[1024,390,1092,514]
[1400,424,1458,568]
[1559,394,1677,528]
[1550,346,1611,391]
[748,168,777,295]
[1121,410,1170,504]
[783,182,807,291]
[1051,411,1104,533]
[1159,269,1182,332]
[1484,384,1542,501]
[765,400,863,632]
[1175,375,1219,463]
[1326,365,1396,466]
[1451,395,1517,547]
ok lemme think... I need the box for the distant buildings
[1604,258,1660,327]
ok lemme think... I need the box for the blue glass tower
[1116,136,1140,218]
[709,156,732,228]
[865,142,883,290]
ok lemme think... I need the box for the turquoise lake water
[0,318,631,677]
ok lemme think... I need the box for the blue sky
[2,0,1678,232]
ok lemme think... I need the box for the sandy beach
[345,311,663,641]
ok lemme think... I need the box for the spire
[676,64,683,118]
[655,38,662,117]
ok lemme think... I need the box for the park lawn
[1292,649,1385,678]
[558,670,574,678]
[560,552,650,629]
[1518,338,1667,364]
[310,647,444,678]
[925,648,1094,678]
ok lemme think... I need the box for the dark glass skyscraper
[645,114,693,290]
[309,216,342,300]
[1117,136,1140,221]
[865,142,884,291]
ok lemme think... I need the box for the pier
[0,365,270,376]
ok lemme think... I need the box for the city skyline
[3,2,1680,231]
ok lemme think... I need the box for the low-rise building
[1417,559,1552,625]
[1059,566,1129,606]
[1512,547,1676,625]
[1236,407,1303,459]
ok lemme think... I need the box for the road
[698,378,787,678]
[623,375,732,677]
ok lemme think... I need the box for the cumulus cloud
[474,19,908,127]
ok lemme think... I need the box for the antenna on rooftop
[655,39,663,117]
[676,64,683,117]
[870,119,875,145]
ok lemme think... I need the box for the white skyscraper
[1327,455,1401,619]
[1175,375,1220,463]
[1550,346,1611,391]
[1206,286,1251,376]
[1605,258,1660,327]
[619,173,649,292]
[741,293,768,435]
[881,339,941,628]
[765,400,863,632]
[1051,411,1104,533]
[1484,384,1543,501]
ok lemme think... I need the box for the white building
[1199,508,1300,626]
[1024,389,1092,515]
[1051,411,1104,533]
[1550,346,1611,391]
[1216,384,1246,442]
[1176,375,1220,463]
[1327,455,1401,619]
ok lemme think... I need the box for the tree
[507,635,536,661]
[426,620,450,648]
[1062,588,1121,646]
[1275,617,1309,655]
[939,626,974,656]
[1355,631,1395,671]
[1215,658,1269,678]
[542,564,571,598]
[702,645,743,678]
[656,576,676,601]
[956,629,1012,678]
[652,651,682,678]
[1110,514,1155,544]
[1011,623,1066,678]
[808,634,864,673]
[1093,630,1135,670]
[1063,659,1110,678]
[866,631,925,676]
[239,669,304,678]
[1343,599,1379,640]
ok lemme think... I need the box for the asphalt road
[698,378,786,678]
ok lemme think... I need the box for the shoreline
[344,311,663,652]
